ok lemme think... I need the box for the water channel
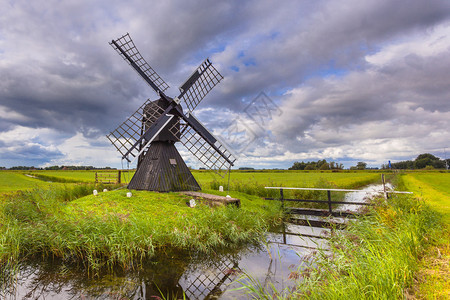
[3,184,391,299]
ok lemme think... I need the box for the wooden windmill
[107,33,235,192]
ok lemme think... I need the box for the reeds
[235,193,442,299]
[0,185,282,274]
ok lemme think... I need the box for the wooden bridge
[264,186,412,228]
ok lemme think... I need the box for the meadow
[400,172,450,224]
[0,170,285,277]
[399,172,450,298]
[0,171,53,193]
[236,170,449,299]
[0,169,448,298]
[0,169,382,273]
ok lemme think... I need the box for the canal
[3,184,390,299]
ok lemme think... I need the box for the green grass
[399,171,450,299]
[0,185,282,273]
[9,170,383,191]
[400,172,450,224]
[234,171,449,299]
[28,170,100,183]
[196,170,383,202]
[237,193,443,299]
[0,171,53,193]
[196,170,382,189]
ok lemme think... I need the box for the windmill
[107,33,236,192]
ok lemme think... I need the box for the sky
[0,0,449,169]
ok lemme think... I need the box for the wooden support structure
[181,191,240,207]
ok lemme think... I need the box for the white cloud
[44,132,120,167]
[365,22,450,66]
[0,0,449,169]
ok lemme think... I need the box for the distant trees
[349,162,367,170]
[382,153,448,170]
[8,166,40,170]
[4,165,116,170]
[289,159,344,170]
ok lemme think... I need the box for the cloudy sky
[1,0,449,169]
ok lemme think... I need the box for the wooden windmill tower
[107,33,235,192]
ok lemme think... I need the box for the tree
[356,162,367,170]
[414,153,440,169]
[289,161,307,170]
[319,162,330,170]
[304,164,315,170]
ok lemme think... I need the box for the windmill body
[107,33,235,192]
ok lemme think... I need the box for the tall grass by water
[236,192,443,299]
[0,184,282,278]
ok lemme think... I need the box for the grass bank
[0,171,53,193]
[399,172,450,299]
[0,184,282,275]
[237,177,446,299]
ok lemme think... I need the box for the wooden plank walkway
[181,191,240,207]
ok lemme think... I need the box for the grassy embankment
[236,171,449,299]
[0,179,283,278]
[26,169,384,198]
[0,171,53,193]
[0,170,382,275]
[400,172,449,299]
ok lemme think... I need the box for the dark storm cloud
[208,0,450,111]
[0,0,449,167]
[0,142,64,167]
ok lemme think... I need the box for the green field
[401,172,450,224]
[5,169,383,188]
[195,170,382,188]
[399,172,450,298]
[0,171,53,193]
[0,169,383,196]
[0,169,448,298]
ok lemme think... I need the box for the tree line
[289,159,345,170]
[382,153,449,170]
[2,165,116,171]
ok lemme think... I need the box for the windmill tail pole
[227,166,231,193]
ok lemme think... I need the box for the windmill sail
[170,114,236,176]
[178,59,223,112]
[110,33,169,94]
[106,100,166,160]
[108,33,236,191]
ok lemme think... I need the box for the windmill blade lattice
[178,59,223,112]
[110,33,169,94]
[180,255,239,299]
[170,119,236,177]
[107,100,165,159]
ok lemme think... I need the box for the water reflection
[338,183,393,212]
[3,232,317,299]
[4,183,395,299]
[4,249,243,299]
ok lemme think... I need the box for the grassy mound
[0,185,282,272]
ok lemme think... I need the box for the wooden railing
[95,170,122,184]
[264,187,412,217]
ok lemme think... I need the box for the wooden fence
[95,170,122,184]
[264,186,412,218]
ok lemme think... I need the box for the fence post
[280,188,284,210]
[327,190,332,215]
[118,170,121,184]
[382,174,388,199]
[95,172,98,184]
